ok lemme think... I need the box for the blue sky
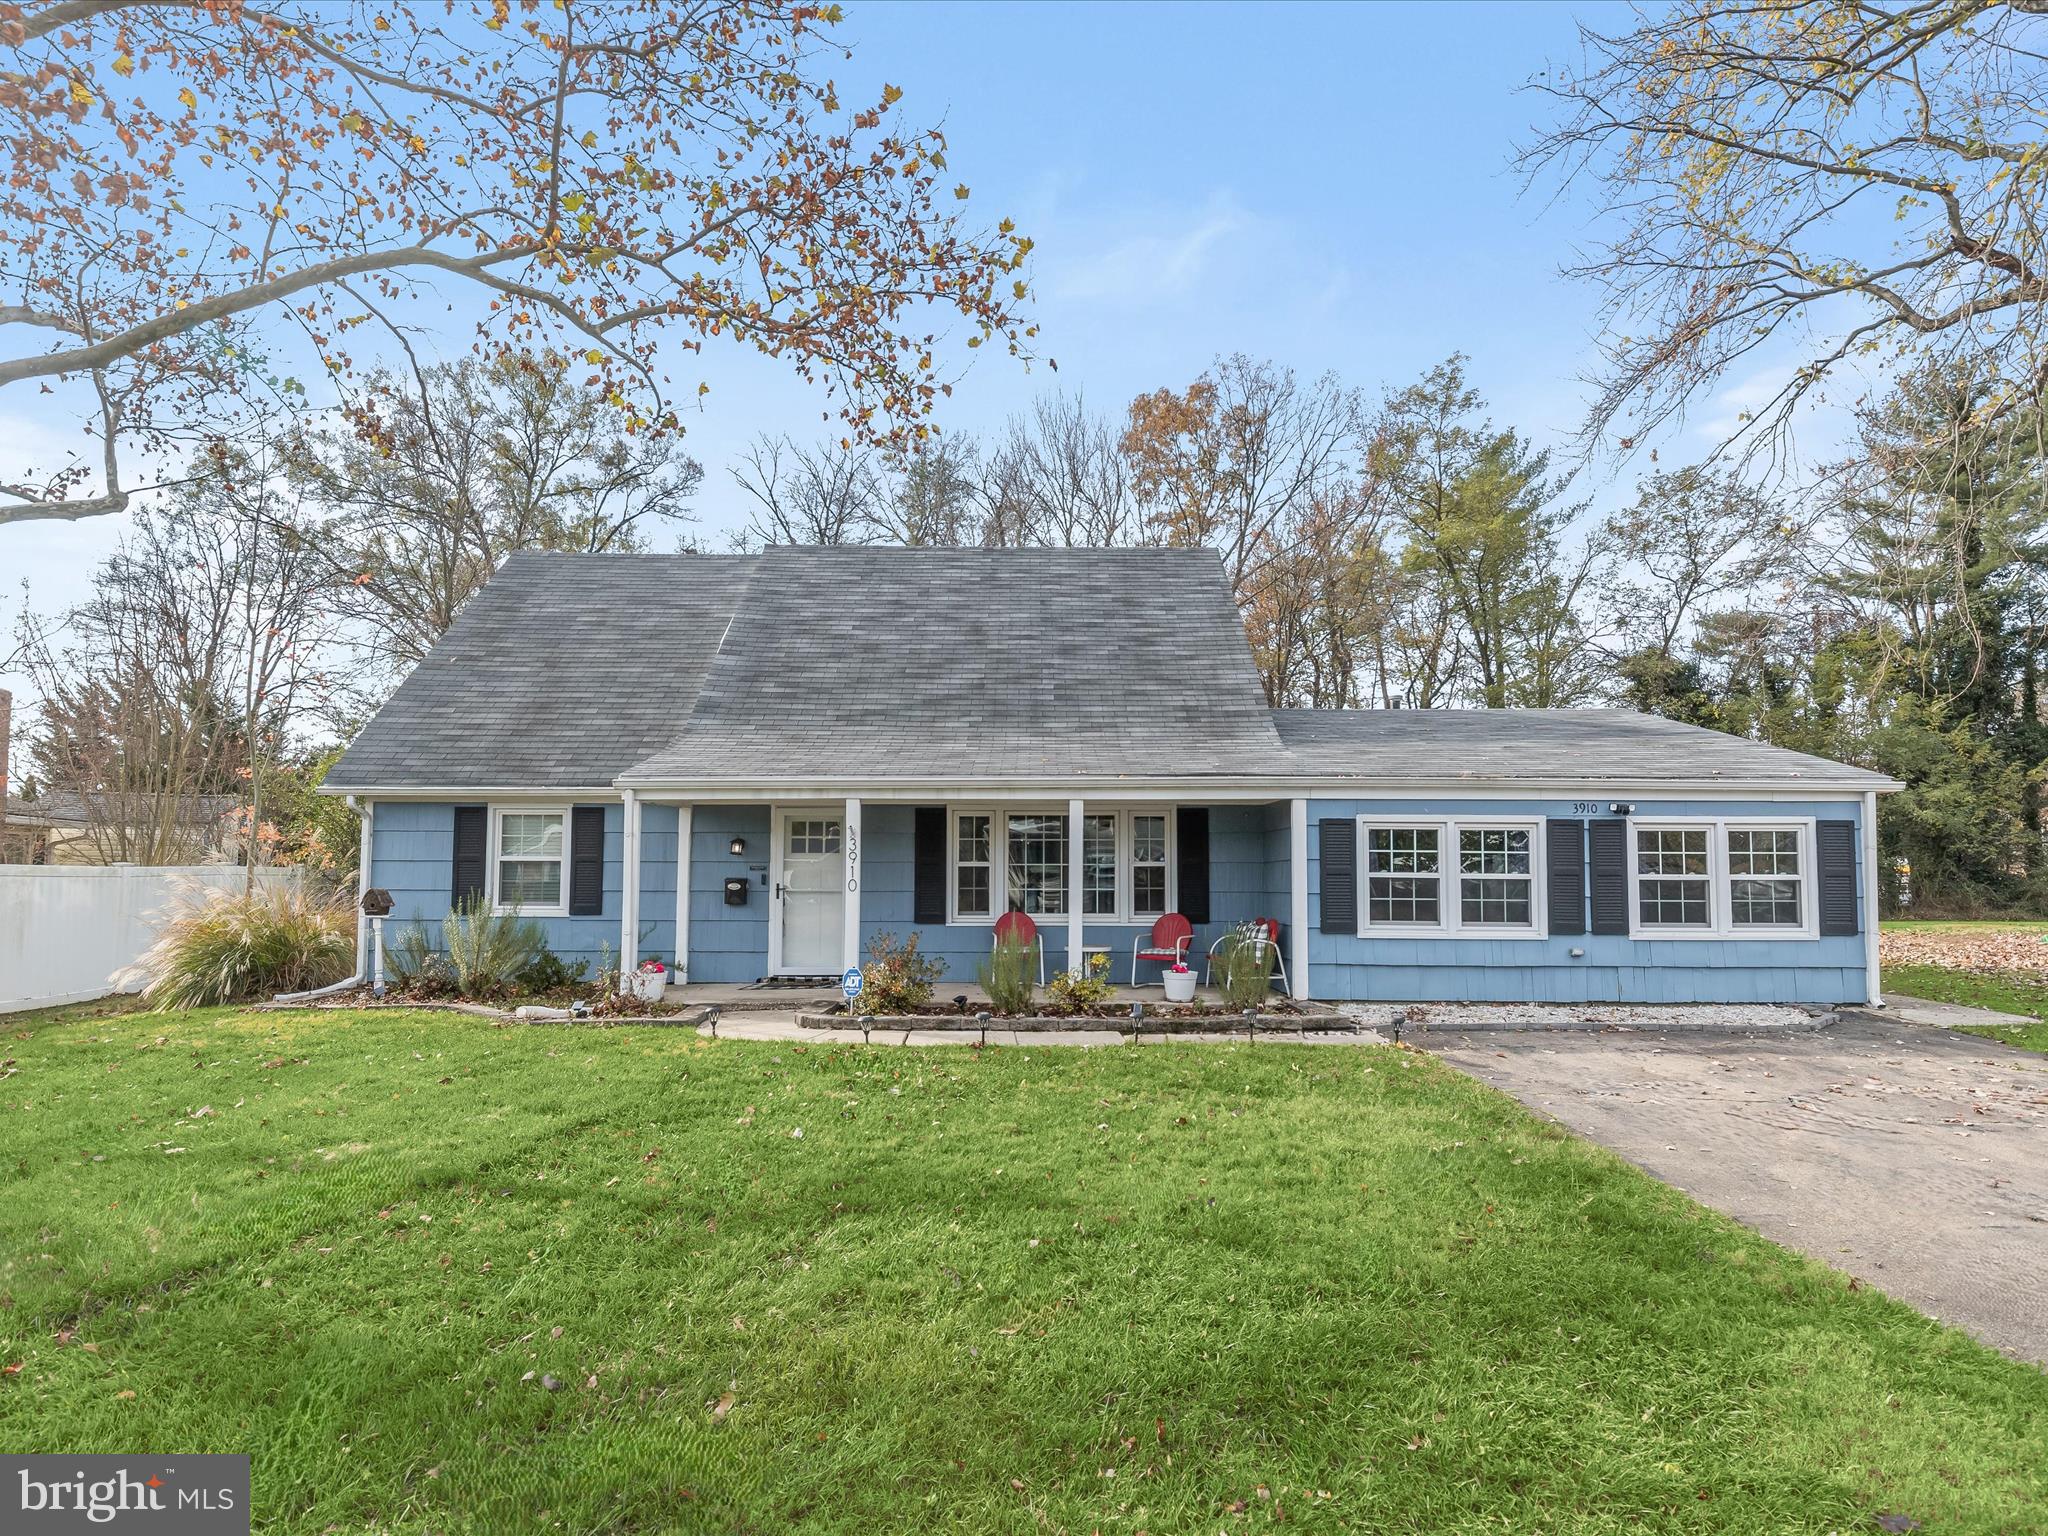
[6,0,1801,689]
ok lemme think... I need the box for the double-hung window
[1629,818,1814,938]
[1459,826,1534,925]
[493,807,566,915]
[955,813,994,919]
[1358,818,1542,935]
[1634,826,1712,929]
[1727,826,1803,929]
[947,807,1175,923]
[1365,825,1442,926]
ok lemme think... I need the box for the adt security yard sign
[841,966,864,1002]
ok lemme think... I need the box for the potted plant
[1163,958,1196,1003]
[634,958,668,1001]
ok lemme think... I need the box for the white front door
[775,812,845,974]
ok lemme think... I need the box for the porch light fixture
[728,836,747,856]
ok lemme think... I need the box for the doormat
[740,976,840,990]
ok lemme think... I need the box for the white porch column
[674,804,692,984]
[1067,797,1084,981]
[843,796,862,975]
[1290,798,1310,1000]
[1862,789,1881,1007]
[620,789,641,981]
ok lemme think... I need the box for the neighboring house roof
[325,552,755,791]
[618,545,1285,784]
[325,547,1899,794]
[1,790,240,829]
[1270,708,1895,788]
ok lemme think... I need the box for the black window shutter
[451,805,488,910]
[1588,818,1629,935]
[1176,807,1211,923]
[1318,818,1356,934]
[1547,818,1586,936]
[568,805,606,916]
[1816,819,1859,935]
[913,806,947,925]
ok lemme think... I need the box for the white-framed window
[955,811,994,919]
[1627,817,1816,939]
[946,806,1177,924]
[1130,812,1170,918]
[1357,817,1544,936]
[491,805,568,916]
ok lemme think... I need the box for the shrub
[858,930,944,1014]
[977,931,1037,1015]
[385,922,450,993]
[442,895,548,998]
[1212,921,1276,1010]
[1045,951,1114,1011]
[516,949,590,994]
[127,877,354,1010]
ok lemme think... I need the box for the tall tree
[1,0,1036,525]
[287,355,701,669]
[977,391,1139,548]
[1523,0,2048,453]
[1122,355,1364,602]
[729,435,886,548]
[1382,357,1591,707]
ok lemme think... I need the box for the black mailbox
[723,877,749,907]
[361,887,394,917]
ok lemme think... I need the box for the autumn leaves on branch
[0,0,1038,525]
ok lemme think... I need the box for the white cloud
[1047,194,1255,306]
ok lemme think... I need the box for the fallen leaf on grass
[711,1392,735,1421]
[1,1362,21,1377]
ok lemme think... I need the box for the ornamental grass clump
[126,877,354,1010]
[442,894,548,998]
[978,930,1037,1015]
[1212,920,1276,1010]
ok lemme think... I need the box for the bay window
[1358,818,1543,934]
[947,806,1176,923]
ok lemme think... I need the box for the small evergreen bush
[977,931,1037,1015]
[442,895,548,997]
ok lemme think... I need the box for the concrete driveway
[1425,1014,2048,1366]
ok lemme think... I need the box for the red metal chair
[1130,912,1193,988]
[992,908,1047,986]
[1203,917,1290,996]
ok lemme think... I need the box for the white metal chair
[1203,917,1290,997]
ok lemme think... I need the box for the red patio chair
[1203,917,1290,996]
[1130,912,1193,988]
[992,907,1047,986]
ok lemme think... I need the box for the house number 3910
[1570,801,1601,815]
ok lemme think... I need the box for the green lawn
[1882,963,2048,1053]
[2,1006,2043,1534]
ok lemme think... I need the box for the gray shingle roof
[324,551,754,790]
[325,547,1894,793]
[618,545,1286,782]
[1270,708,1894,787]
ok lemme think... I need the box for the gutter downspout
[1862,788,1882,1007]
[275,794,373,1002]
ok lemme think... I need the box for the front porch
[617,794,1312,998]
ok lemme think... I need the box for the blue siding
[368,801,677,977]
[1306,796,1870,1005]
[372,793,1873,1004]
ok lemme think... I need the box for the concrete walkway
[1426,1009,2048,1366]
[696,1014,1387,1048]
[1883,991,2037,1031]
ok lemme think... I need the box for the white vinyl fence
[0,865,302,1014]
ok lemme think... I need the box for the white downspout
[621,789,641,988]
[275,794,372,1002]
[1290,799,1309,1000]
[1067,797,1084,982]
[1862,788,1882,1007]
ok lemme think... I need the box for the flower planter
[631,968,668,1001]
[1162,968,1196,1003]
